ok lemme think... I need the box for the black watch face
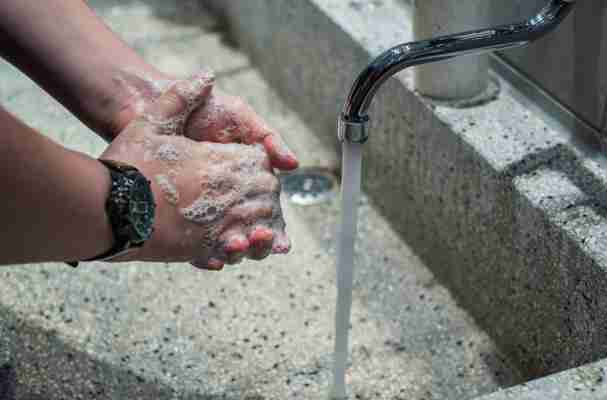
[128,174,156,243]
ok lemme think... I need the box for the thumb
[143,71,214,135]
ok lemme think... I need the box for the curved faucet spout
[339,0,576,143]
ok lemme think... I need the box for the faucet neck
[340,0,575,139]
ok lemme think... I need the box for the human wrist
[66,152,115,261]
[81,158,158,264]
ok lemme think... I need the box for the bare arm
[0,0,298,169]
[0,77,290,268]
[0,0,166,141]
[0,106,113,264]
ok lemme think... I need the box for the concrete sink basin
[1,1,606,399]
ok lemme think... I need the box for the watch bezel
[126,172,156,244]
[67,159,156,267]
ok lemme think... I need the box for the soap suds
[180,197,224,225]
[146,72,214,136]
[116,68,215,136]
[155,143,181,162]
[155,174,180,205]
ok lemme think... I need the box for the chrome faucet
[338,0,576,144]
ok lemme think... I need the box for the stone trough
[1,0,607,399]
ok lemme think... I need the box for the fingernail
[284,153,299,170]
[264,136,299,170]
[272,233,291,254]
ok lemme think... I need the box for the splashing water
[331,142,363,399]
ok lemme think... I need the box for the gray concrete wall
[492,1,607,134]
[405,0,607,139]
[203,0,607,384]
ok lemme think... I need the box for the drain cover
[280,168,337,206]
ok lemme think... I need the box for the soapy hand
[102,74,290,270]
[113,70,299,171]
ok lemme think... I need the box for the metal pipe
[414,0,491,100]
[338,0,576,144]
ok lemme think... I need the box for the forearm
[0,0,167,141]
[0,106,113,264]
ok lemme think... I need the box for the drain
[280,168,338,206]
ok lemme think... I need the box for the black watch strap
[67,159,155,267]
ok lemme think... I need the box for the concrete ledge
[477,358,607,400]
[204,0,607,396]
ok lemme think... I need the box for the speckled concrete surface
[205,0,607,386]
[476,358,607,400]
[0,1,518,399]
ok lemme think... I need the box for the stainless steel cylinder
[413,0,491,100]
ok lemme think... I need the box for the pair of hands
[102,72,297,270]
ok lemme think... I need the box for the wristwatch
[68,159,156,267]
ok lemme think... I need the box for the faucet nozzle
[338,115,370,144]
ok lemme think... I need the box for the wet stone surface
[0,1,520,399]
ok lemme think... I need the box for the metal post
[413,0,491,100]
